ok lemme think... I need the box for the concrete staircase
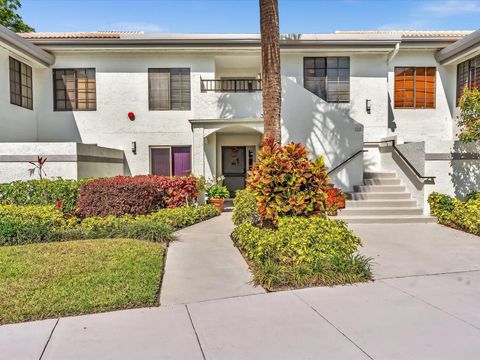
[337,171,436,224]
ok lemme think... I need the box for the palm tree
[259,0,281,144]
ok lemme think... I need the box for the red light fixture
[128,112,135,121]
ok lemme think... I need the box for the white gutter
[387,43,400,63]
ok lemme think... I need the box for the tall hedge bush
[0,179,86,215]
[77,175,198,218]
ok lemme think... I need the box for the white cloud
[378,0,480,30]
[100,22,165,33]
[421,0,480,16]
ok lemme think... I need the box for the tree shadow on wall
[281,78,364,189]
[450,141,480,199]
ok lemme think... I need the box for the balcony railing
[201,79,262,93]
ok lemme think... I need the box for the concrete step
[354,185,406,193]
[364,171,397,179]
[351,192,411,200]
[334,215,437,224]
[364,178,401,186]
[346,199,417,208]
[339,207,423,216]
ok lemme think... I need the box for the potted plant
[206,182,230,212]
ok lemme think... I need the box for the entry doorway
[221,145,257,196]
[222,146,246,196]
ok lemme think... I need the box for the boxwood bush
[428,192,480,235]
[231,216,372,290]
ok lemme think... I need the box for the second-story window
[394,67,436,109]
[456,55,479,105]
[53,68,96,111]
[149,68,191,111]
[304,57,350,103]
[9,57,33,110]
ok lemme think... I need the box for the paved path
[160,212,264,305]
[2,221,480,359]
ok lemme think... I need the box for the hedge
[0,204,219,246]
[0,179,87,215]
[77,175,198,218]
[428,192,480,235]
[0,205,68,245]
[231,216,372,290]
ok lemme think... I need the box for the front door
[222,146,246,196]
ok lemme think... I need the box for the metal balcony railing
[200,79,262,93]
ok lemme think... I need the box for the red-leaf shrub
[77,175,198,218]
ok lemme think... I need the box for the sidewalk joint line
[39,318,59,360]
[379,280,480,331]
[293,292,375,360]
[376,269,480,281]
[185,304,207,360]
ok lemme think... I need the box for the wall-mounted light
[366,99,372,114]
[128,112,135,121]
[131,141,137,155]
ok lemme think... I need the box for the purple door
[151,148,170,176]
[172,146,191,176]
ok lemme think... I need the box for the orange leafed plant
[247,137,340,225]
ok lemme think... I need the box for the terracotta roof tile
[335,30,473,38]
[18,31,142,39]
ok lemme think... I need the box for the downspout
[387,42,400,64]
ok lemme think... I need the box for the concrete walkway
[2,221,480,359]
[160,212,264,305]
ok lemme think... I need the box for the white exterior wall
[0,47,39,141]
[0,142,124,183]
[387,50,456,142]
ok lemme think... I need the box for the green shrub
[0,179,87,215]
[0,204,219,246]
[457,87,480,143]
[0,205,67,245]
[71,215,175,243]
[71,205,219,243]
[148,205,219,229]
[428,192,480,235]
[231,216,372,290]
[232,189,261,226]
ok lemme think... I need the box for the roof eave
[436,29,480,65]
[0,25,55,67]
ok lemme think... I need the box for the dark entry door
[222,146,246,196]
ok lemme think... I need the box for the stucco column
[192,126,205,177]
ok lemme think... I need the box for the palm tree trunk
[259,0,281,144]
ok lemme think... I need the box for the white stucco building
[1,25,479,219]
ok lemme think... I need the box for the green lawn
[0,239,164,324]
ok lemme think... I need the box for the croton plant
[247,137,345,225]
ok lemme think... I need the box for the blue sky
[20,0,480,33]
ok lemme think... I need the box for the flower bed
[428,192,480,235]
[230,139,372,290]
[232,215,372,290]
